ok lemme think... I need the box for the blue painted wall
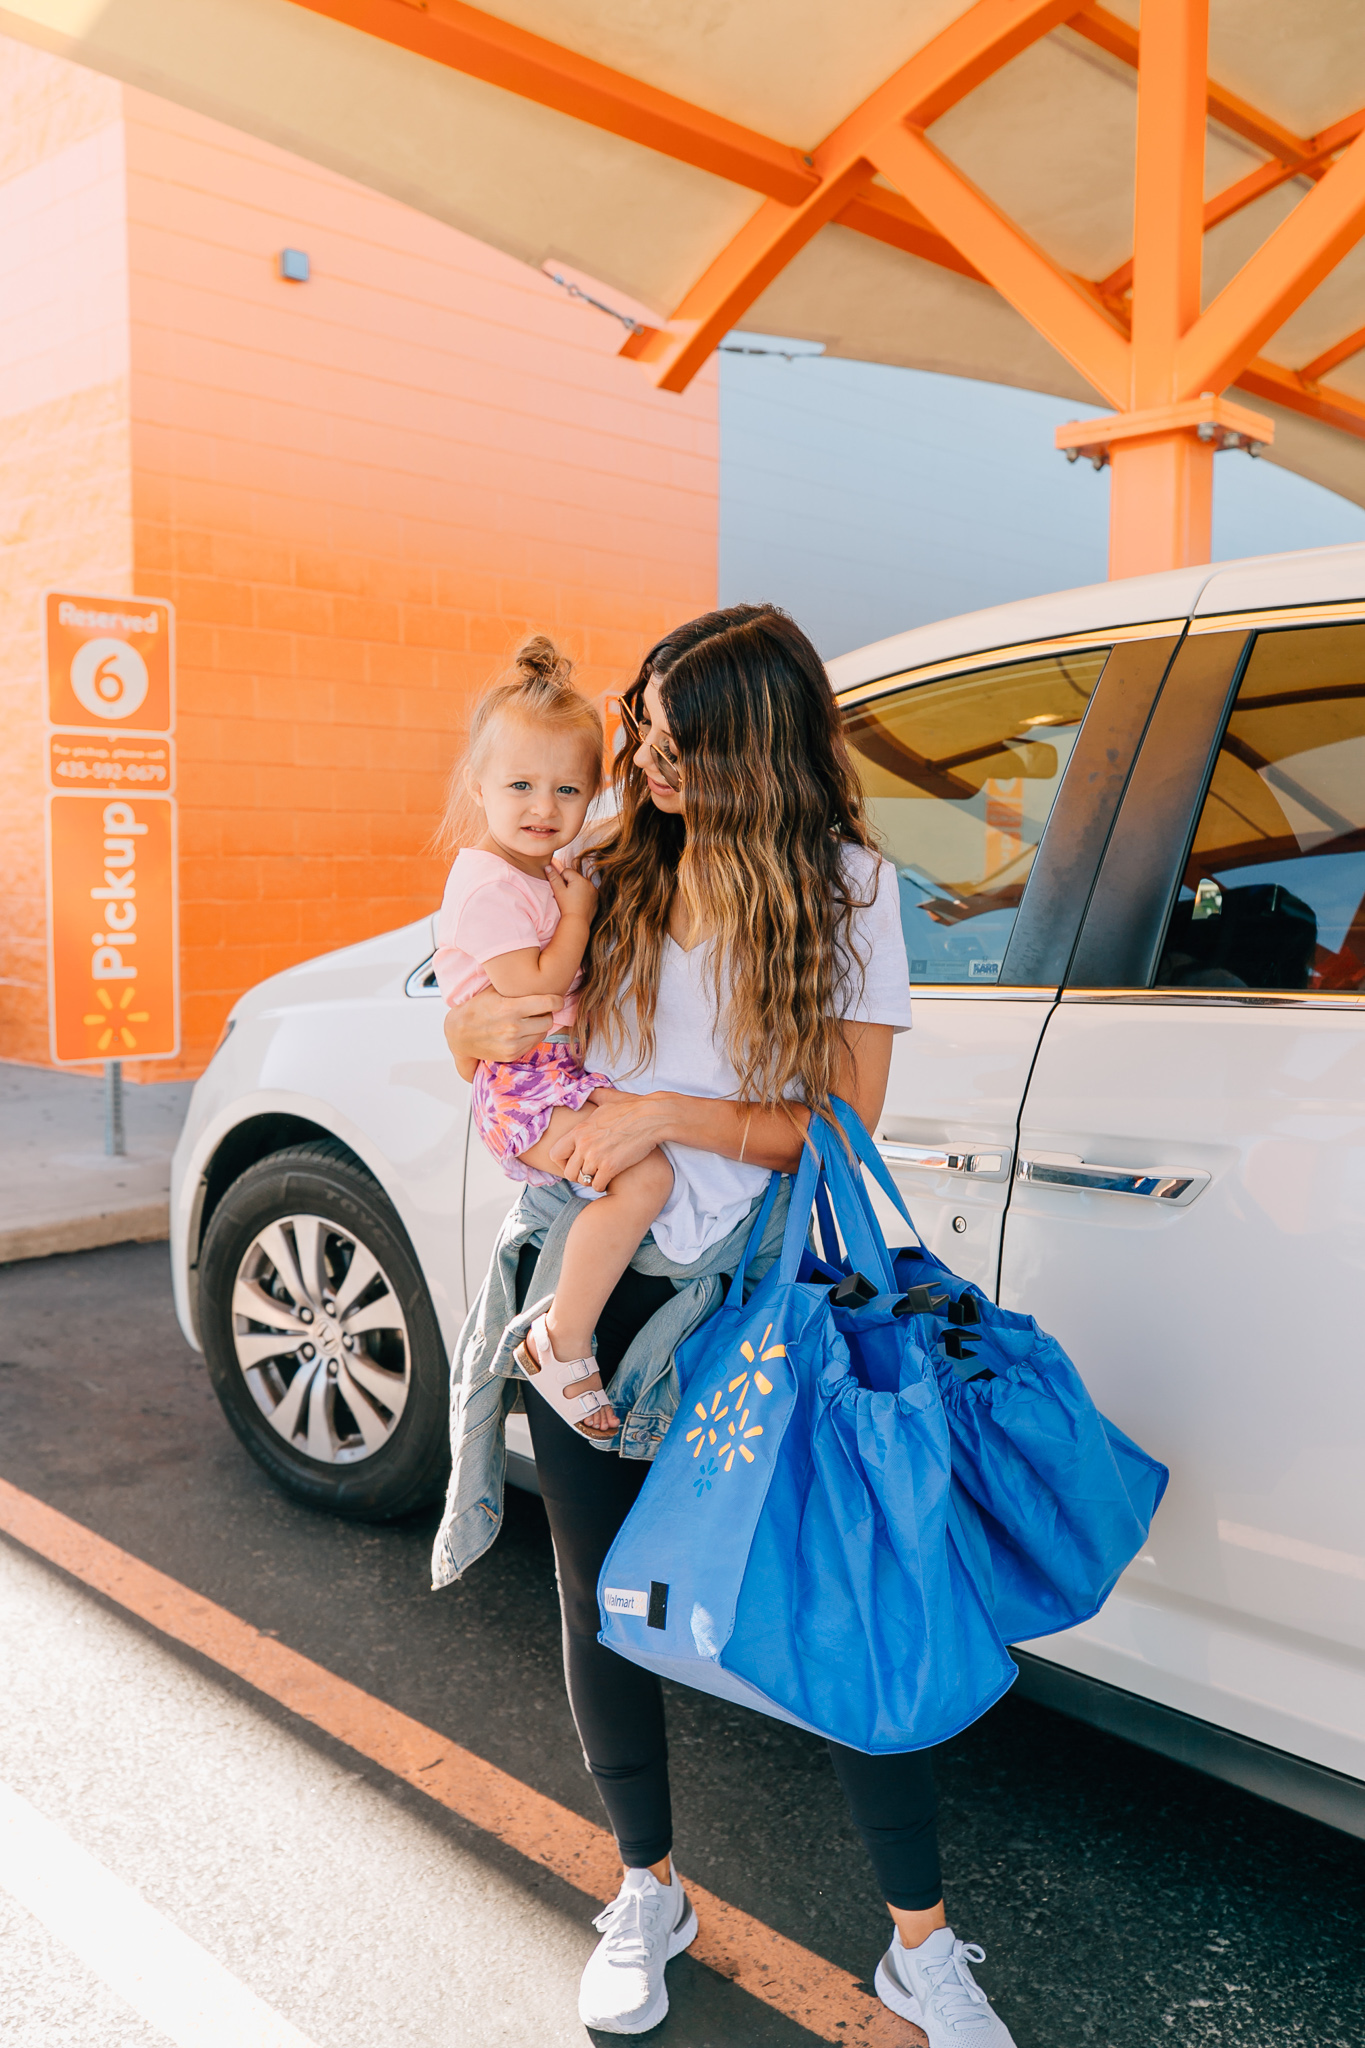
[719,341,1365,659]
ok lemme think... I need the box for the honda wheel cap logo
[70,638,149,721]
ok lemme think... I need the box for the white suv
[171,541,1365,1841]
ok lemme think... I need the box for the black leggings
[518,1255,943,1912]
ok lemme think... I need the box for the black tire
[199,1140,450,1520]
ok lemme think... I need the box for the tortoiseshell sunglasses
[618,695,682,791]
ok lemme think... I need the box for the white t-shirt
[582,844,911,1264]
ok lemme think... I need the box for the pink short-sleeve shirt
[433,847,581,1031]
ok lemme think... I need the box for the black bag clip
[892,1283,949,1318]
[829,1270,878,1310]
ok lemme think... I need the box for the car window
[842,647,1110,985]
[1157,621,1365,992]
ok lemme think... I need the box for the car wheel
[198,1139,450,1520]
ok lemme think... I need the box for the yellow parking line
[0,1477,920,2046]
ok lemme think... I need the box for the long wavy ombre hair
[580,604,875,1118]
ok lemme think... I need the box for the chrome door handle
[878,1141,1011,1180]
[405,953,441,998]
[1016,1157,1210,1204]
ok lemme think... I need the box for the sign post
[44,593,179,1068]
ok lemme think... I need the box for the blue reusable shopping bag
[596,1116,1019,1754]
[810,1103,1170,1647]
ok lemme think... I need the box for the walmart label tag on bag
[603,1587,648,1617]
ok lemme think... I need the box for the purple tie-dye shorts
[471,1038,613,1187]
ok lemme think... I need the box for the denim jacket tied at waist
[430,1173,791,1590]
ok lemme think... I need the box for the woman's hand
[538,1020,895,1183]
[443,988,558,1082]
[549,1090,671,1191]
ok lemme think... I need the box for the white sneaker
[875,1926,1017,2046]
[578,1865,698,2034]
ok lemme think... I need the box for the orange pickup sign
[45,592,173,733]
[48,732,175,794]
[47,795,179,1064]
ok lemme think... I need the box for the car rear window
[1157,620,1365,993]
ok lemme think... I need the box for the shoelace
[920,1939,992,2023]
[591,1886,664,1970]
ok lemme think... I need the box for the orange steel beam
[837,187,986,283]
[1107,0,1214,577]
[1098,104,1365,301]
[1300,323,1365,383]
[1067,4,1312,164]
[1307,105,1365,163]
[1129,0,1206,409]
[632,0,1080,391]
[842,184,1118,319]
[285,0,819,204]
[830,0,1079,133]
[1177,124,1365,398]
[868,125,1130,406]
[1301,105,1365,172]
[1056,394,1273,467]
[1102,162,1302,301]
[1202,157,1322,234]
[1237,357,1365,444]
[745,191,1365,447]
[621,159,874,382]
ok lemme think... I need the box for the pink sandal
[514,1314,616,1435]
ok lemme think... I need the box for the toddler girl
[434,639,673,1437]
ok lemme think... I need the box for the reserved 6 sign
[46,795,179,1064]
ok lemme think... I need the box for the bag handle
[723,1097,926,1312]
[723,1167,785,1309]
[812,1121,898,1294]
[826,1097,924,1246]
[724,1126,835,1309]
[813,1178,841,1268]
[775,1115,898,1295]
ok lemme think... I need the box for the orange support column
[1110,0,1211,579]
[1108,432,1213,581]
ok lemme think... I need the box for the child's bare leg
[545,1148,673,1362]
[526,1151,673,1434]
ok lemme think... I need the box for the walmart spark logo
[84,982,150,1052]
[686,1324,785,1487]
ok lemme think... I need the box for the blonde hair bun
[514,634,575,688]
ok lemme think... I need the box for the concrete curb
[0,1204,170,1266]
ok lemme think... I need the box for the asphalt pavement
[0,1241,1362,2047]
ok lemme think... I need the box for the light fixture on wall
[277,249,310,283]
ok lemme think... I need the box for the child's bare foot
[517,1315,618,1436]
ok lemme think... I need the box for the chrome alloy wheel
[230,1213,410,1465]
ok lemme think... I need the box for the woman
[435,606,1015,2047]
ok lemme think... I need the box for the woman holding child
[432,607,1015,2046]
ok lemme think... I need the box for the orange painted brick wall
[0,43,719,1079]
[0,46,134,1071]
